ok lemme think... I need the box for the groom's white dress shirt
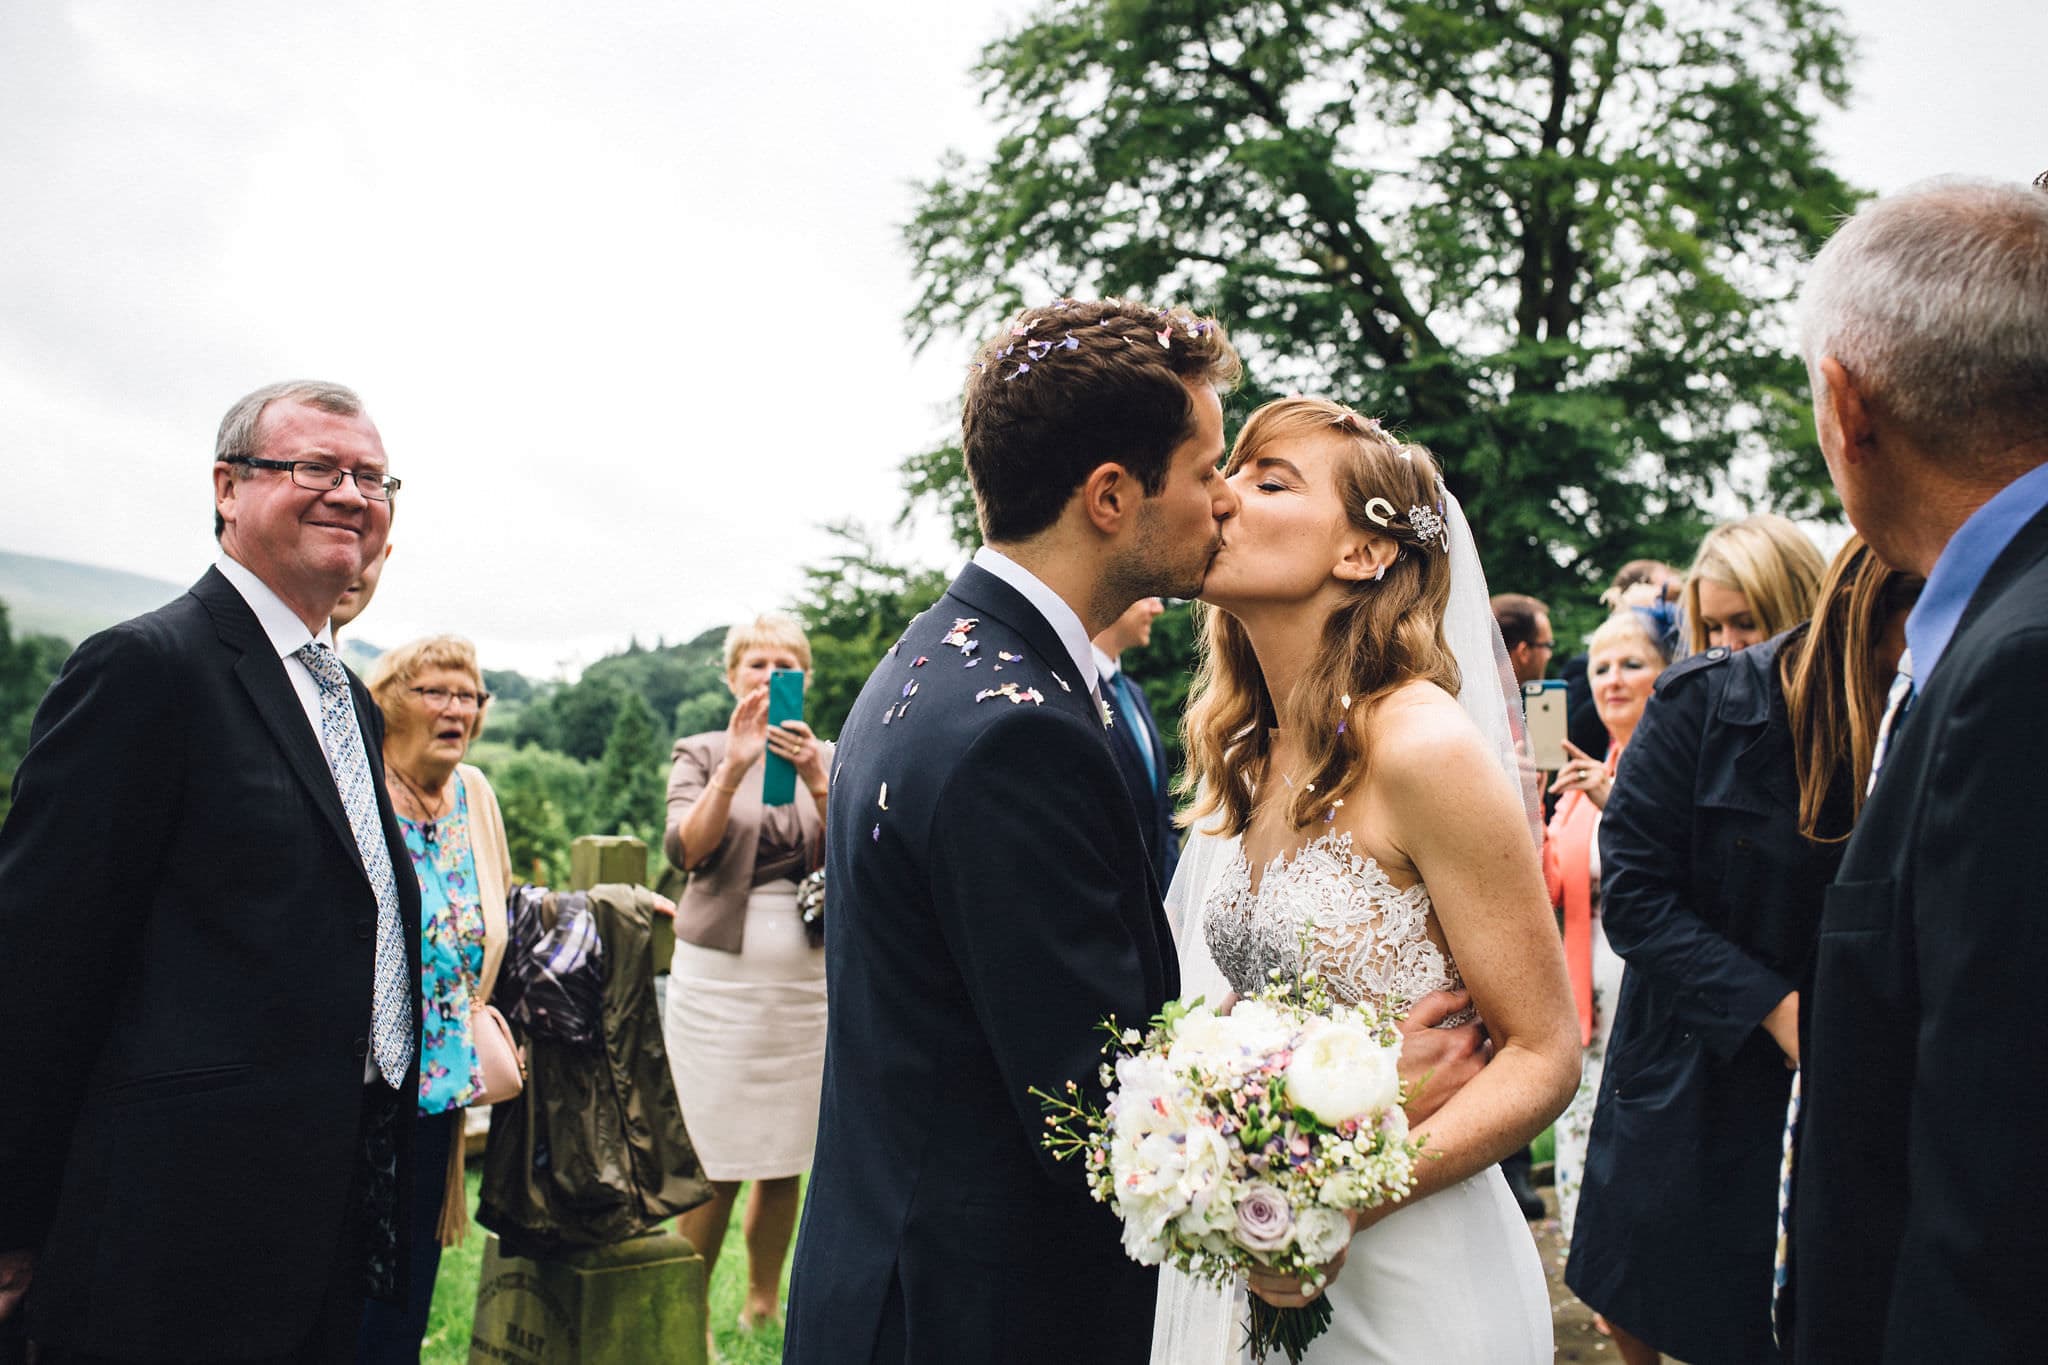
[972,546,1100,699]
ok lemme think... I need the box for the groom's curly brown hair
[961,297,1241,543]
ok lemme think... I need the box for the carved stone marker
[468,1230,706,1364]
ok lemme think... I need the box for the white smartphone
[1523,680,1569,772]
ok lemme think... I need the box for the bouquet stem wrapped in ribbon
[1035,969,1422,1364]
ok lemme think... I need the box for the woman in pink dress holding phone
[663,613,831,1334]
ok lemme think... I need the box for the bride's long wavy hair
[1180,397,1461,836]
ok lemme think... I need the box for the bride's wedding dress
[1155,828,1552,1364]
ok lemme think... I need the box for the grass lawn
[422,1169,798,1365]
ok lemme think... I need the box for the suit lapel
[192,569,365,875]
[947,563,1105,734]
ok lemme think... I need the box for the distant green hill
[0,550,188,643]
[0,551,390,667]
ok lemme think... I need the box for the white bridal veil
[1149,489,1535,1365]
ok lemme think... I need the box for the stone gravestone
[469,1230,705,1364]
[469,835,707,1365]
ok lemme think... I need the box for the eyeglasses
[224,455,401,502]
[1531,639,1556,653]
[409,686,490,710]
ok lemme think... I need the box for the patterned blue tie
[1773,648,1914,1342]
[297,642,413,1087]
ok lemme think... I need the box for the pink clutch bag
[471,1002,526,1106]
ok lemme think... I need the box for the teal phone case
[762,669,805,806]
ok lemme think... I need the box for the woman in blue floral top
[360,636,514,1363]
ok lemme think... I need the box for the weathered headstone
[468,1231,706,1364]
[469,834,706,1365]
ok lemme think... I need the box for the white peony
[1165,1005,1239,1070]
[1285,1019,1401,1125]
[1221,999,1299,1057]
[1293,1205,1354,1264]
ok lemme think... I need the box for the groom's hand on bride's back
[1397,989,1487,1125]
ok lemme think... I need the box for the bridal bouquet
[1035,972,1422,1363]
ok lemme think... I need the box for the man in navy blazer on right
[1787,176,2048,1361]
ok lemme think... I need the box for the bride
[1153,397,1580,1363]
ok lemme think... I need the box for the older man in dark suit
[1787,179,2048,1360]
[0,381,420,1362]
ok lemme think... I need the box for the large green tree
[791,523,955,740]
[0,603,72,825]
[903,0,1860,603]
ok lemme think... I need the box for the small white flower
[1294,1205,1352,1263]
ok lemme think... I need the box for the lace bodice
[1202,831,1465,1013]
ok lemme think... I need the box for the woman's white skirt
[662,881,826,1181]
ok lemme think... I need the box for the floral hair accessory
[1407,503,1446,548]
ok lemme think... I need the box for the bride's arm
[1369,702,1580,1216]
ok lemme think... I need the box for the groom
[783,299,1239,1363]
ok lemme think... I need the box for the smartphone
[761,668,805,806]
[1523,680,1569,773]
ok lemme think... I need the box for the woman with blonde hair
[1155,396,1579,1363]
[1566,538,1921,1363]
[1681,514,1825,654]
[357,635,514,1361]
[663,612,831,1336]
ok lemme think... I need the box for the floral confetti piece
[962,639,980,654]
[909,681,920,696]
[999,651,1023,662]
[1336,719,1347,735]
[1156,329,1172,349]
[901,681,915,698]
[878,783,889,810]
[871,824,880,842]
[1326,807,1336,823]
[913,655,929,667]
[882,705,895,725]
[1340,693,1353,709]
[992,664,1003,671]
[965,658,980,668]
[1051,672,1070,692]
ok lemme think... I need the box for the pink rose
[1235,1183,1294,1251]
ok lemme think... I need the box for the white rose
[1285,1020,1401,1125]
[1293,1205,1353,1264]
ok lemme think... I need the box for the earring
[1373,563,1386,582]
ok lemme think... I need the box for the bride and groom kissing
[784,298,1580,1364]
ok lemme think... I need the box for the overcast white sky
[2,0,2041,676]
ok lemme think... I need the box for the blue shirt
[1905,460,2048,688]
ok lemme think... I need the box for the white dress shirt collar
[215,552,335,659]
[1091,644,1120,680]
[972,545,1099,694]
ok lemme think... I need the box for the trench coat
[1564,630,1846,1365]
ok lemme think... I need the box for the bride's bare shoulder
[1362,683,1496,786]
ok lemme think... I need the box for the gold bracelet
[808,786,829,801]
[712,779,742,796]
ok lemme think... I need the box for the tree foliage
[790,522,956,741]
[903,0,1861,602]
[592,690,671,846]
[0,602,72,825]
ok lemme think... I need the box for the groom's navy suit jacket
[786,563,1179,1365]
[1791,502,2048,1362]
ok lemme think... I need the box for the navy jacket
[1103,667,1181,891]
[785,563,1178,1365]
[1566,631,1844,1364]
[1792,504,2048,1362]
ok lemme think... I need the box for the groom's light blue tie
[1772,648,1914,1343]
[297,641,414,1088]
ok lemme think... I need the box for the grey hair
[212,380,365,538]
[1798,177,2048,459]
